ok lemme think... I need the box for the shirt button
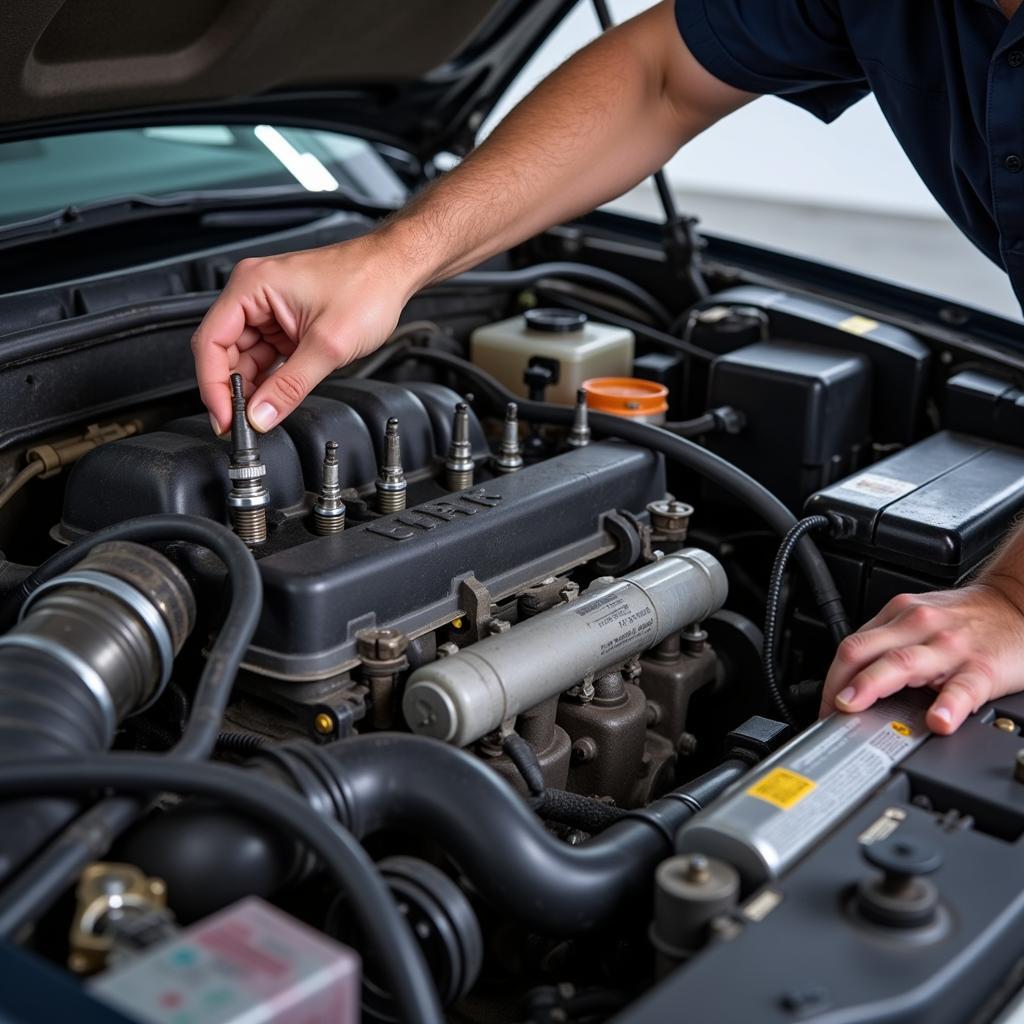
[1010,50,1024,68]
[1006,154,1024,173]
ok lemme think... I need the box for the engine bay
[3,210,1024,1023]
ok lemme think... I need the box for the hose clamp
[0,632,117,745]
[20,568,175,708]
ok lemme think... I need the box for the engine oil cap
[583,377,669,422]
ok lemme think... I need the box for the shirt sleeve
[675,0,869,123]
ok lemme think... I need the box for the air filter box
[706,340,870,510]
[805,431,1024,621]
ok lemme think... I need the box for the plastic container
[470,308,634,406]
[583,377,669,423]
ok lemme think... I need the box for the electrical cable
[762,515,834,725]
[375,346,850,642]
[0,462,43,512]
[0,756,444,1024]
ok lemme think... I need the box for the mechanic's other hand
[193,237,414,434]
[819,581,1024,734]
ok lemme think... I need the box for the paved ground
[610,184,1022,322]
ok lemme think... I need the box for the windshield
[0,124,408,226]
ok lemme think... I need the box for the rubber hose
[0,756,444,1024]
[0,515,261,938]
[443,262,672,328]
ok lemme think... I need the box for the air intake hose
[0,542,194,881]
[121,734,749,934]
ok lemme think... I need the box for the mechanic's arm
[820,523,1024,734]
[193,0,753,434]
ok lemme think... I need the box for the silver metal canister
[402,548,727,746]
[676,690,932,888]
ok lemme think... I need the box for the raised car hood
[0,0,573,158]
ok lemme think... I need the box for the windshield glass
[0,124,407,226]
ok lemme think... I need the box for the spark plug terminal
[494,402,524,474]
[376,417,407,513]
[445,402,475,490]
[226,373,270,546]
[566,389,591,448]
[312,441,346,535]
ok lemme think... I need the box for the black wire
[0,756,443,1024]
[442,262,672,328]
[502,733,546,797]
[0,515,262,938]
[374,346,850,641]
[215,731,269,757]
[763,515,833,725]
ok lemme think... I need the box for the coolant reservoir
[470,308,634,406]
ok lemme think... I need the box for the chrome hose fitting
[226,373,271,546]
[376,417,408,513]
[494,402,524,474]
[566,388,591,448]
[445,402,475,490]
[312,441,346,535]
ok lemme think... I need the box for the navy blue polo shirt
[675,1,1024,311]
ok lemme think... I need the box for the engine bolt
[445,402,475,490]
[682,854,711,885]
[313,712,335,736]
[226,373,270,546]
[312,441,346,535]
[376,417,407,513]
[994,717,1017,733]
[494,402,524,473]
[566,388,591,448]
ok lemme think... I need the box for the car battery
[805,430,1024,623]
[705,340,870,511]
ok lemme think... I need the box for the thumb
[246,339,340,431]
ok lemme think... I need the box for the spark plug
[376,417,407,513]
[445,402,474,490]
[566,389,591,448]
[312,441,346,535]
[226,373,270,546]
[494,402,524,474]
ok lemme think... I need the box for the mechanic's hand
[819,580,1024,734]
[193,236,415,434]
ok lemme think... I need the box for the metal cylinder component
[403,548,727,746]
[312,441,346,535]
[677,690,933,888]
[226,373,270,546]
[494,402,524,473]
[376,417,407,513]
[445,402,475,490]
[650,853,740,967]
[566,388,591,448]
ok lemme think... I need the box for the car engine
[3,213,1024,1023]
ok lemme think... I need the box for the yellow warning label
[890,721,912,737]
[838,314,879,336]
[747,768,816,810]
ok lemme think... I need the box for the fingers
[192,294,247,434]
[246,333,341,431]
[826,642,953,714]
[927,671,992,734]
[820,599,947,713]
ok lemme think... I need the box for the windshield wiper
[0,184,398,248]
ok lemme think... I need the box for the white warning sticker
[838,472,917,501]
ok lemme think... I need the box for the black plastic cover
[706,340,870,510]
[944,369,1024,446]
[693,285,930,444]
[806,431,1024,577]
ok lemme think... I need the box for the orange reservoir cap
[582,377,669,423]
